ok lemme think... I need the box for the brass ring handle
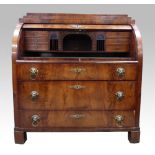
[32,115,40,127]
[114,115,124,127]
[68,85,86,90]
[30,67,38,80]
[31,91,39,100]
[70,113,85,119]
[115,91,124,101]
[70,67,86,73]
[116,67,125,77]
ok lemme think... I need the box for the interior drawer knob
[115,91,124,101]
[32,115,40,127]
[30,67,38,80]
[114,115,124,126]
[70,113,85,119]
[70,67,86,73]
[68,84,86,90]
[31,91,39,100]
[116,67,125,77]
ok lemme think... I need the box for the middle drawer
[18,81,136,110]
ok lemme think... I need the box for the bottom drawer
[19,111,135,128]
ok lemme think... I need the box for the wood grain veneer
[12,13,142,144]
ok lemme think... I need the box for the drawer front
[17,63,137,81]
[19,110,135,128]
[25,38,48,44]
[24,31,49,37]
[105,32,130,38]
[105,38,129,44]
[25,44,49,51]
[18,81,136,110]
[106,44,129,52]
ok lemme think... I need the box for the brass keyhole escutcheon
[68,84,86,90]
[70,67,86,74]
[70,113,85,119]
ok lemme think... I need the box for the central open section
[22,29,133,58]
[63,34,92,51]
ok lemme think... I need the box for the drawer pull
[31,91,39,100]
[70,113,85,119]
[115,91,124,101]
[30,67,38,80]
[69,85,86,90]
[116,67,125,77]
[32,115,40,127]
[70,67,86,73]
[114,115,124,126]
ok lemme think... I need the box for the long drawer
[19,110,135,128]
[18,81,136,110]
[17,63,137,81]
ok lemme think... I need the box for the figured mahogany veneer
[19,111,135,128]
[17,63,137,81]
[18,81,136,110]
[12,13,142,144]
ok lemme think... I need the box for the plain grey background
[0,4,154,155]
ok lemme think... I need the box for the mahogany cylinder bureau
[12,13,143,144]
